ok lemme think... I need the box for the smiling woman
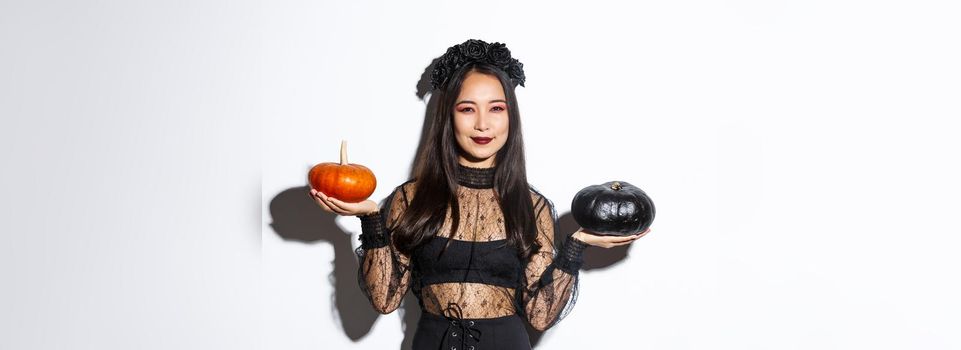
[452,73,510,169]
[309,39,650,350]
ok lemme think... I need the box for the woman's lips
[471,137,492,145]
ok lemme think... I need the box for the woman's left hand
[572,227,651,248]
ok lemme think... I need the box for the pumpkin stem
[611,181,622,191]
[340,140,348,165]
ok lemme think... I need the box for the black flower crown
[429,39,526,91]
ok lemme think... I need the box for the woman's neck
[457,156,495,169]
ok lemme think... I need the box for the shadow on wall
[267,191,634,350]
[268,186,425,348]
[265,54,635,349]
[267,187,382,340]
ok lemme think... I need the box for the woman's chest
[436,188,507,242]
[412,237,522,288]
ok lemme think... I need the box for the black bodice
[413,236,522,289]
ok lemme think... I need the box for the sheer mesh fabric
[355,164,587,331]
[354,183,412,315]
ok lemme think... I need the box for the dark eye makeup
[458,105,506,113]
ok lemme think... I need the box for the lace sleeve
[520,191,589,331]
[354,182,413,314]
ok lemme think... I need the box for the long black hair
[391,61,539,260]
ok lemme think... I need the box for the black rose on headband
[429,39,527,91]
[440,46,465,68]
[459,39,489,60]
[507,59,526,87]
[486,43,512,66]
[429,64,452,92]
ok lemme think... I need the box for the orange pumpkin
[308,140,376,203]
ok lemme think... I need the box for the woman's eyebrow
[456,99,507,105]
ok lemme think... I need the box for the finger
[317,192,343,210]
[628,229,651,241]
[314,197,334,212]
[611,239,638,246]
[594,239,629,248]
[318,193,350,215]
[324,199,351,215]
[595,237,631,246]
[630,228,651,238]
[309,188,317,196]
[326,196,351,213]
[607,235,637,243]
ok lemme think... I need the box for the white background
[3,0,960,349]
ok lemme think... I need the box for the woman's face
[452,71,510,168]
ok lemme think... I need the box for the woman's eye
[492,106,505,112]
[459,107,473,113]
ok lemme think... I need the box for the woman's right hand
[309,188,379,216]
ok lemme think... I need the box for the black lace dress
[355,164,588,350]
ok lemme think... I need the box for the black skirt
[412,311,532,350]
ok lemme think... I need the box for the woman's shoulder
[388,179,418,198]
[380,179,418,208]
[527,183,553,209]
[399,179,417,191]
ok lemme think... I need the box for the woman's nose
[474,113,490,131]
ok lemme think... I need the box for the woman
[311,39,650,350]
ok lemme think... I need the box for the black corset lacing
[441,302,482,350]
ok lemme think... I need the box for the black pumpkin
[571,181,655,236]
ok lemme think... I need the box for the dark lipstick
[471,137,492,145]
